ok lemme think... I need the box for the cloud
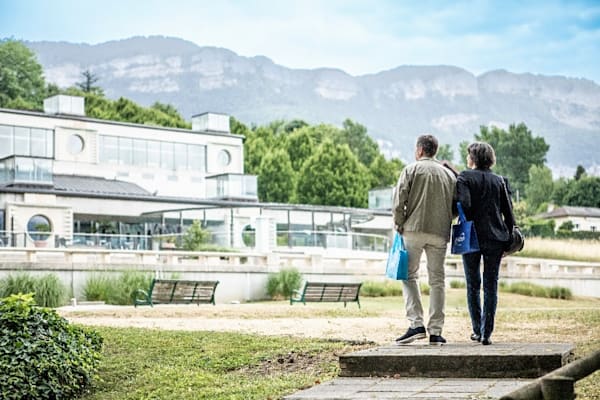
[1,0,599,82]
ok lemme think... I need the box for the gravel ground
[56,302,482,345]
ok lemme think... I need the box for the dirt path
[57,303,480,344]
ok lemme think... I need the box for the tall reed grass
[360,280,403,297]
[0,272,67,307]
[83,271,153,305]
[520,237,600,262]
[499,281,572,299]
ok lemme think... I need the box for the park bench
[290,281,362,308]
[133,279,219,307]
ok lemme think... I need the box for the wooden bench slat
[290,281,362,308]
[134,279,219,307]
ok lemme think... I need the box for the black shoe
[482,338,493,345]
[429,335,447,345]
[470,333,481,342]
[395,327,426,344]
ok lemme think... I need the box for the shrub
[0,272,67,307]
[500,281,572,300]
[34,274,67,308]
[110,270,152,305]
[83,271,152,305]
[0,272,36,297]
[360,280,403,297]
[182,220,211,251]
[0,293,103,399]
[548,286,573,300]
[83,274,112,302]
[420,282,430,295]
[266,268,303,299]
[450,280,466,289]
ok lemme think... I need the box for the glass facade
[99,135,206,171]
[0,156,53,185]
[368,187,394,210]
[205,173,257,199]
[0,124,53,159]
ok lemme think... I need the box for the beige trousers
[401,231,448,336]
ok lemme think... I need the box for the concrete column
[255,216,275,253]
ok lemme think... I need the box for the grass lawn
[76,290,600,400]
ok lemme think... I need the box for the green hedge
[0,293,103,399]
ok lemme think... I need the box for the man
[392,134,456,345]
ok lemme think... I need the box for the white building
[0,95,391,252]
[537,206,600,232]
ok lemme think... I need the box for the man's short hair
[416,135,438,157]
[467,142,496,169]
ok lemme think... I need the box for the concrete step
[339,342,574,379]
[283,377,534,400]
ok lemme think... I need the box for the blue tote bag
[451,202,480,254]
[385,232,408,280]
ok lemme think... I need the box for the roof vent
[43,95,85,116]
[191,112,230,133]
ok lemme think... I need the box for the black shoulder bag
[501,178,524,256]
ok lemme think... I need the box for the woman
[456,142,514,345]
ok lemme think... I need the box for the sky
[1,0,600,83]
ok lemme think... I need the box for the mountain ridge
[24,36,600,176]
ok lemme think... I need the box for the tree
[368,155,405,189]
[257,149,296,203]
[475,123,549,196]
[283,119,308,134]
[284,126,316,171]
[297,140,369,207]
[0,39,46,109]
[182,220,211,251]
[551,177,572,206]
[563,176,600,208]
[76,69,103,94]
[338,119,380,167]
[524,165,554,213]
[436,144,454,163]
[458,141,469,168]
[230,116,251,136]
[574,165,586,180]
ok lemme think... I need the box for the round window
[218,149,231,166]
[241,224,255,247]
[27,214,52,241]
[68,134,85,154]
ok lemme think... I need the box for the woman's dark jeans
[462,244,504,340]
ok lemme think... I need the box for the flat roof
[0,107,245,140]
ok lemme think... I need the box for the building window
[0,125,13,157]
[119,137,133,165]
[99,134,207,171]
[27,214,52,241]
[0,124,53,158]
[188,145,206,172]
[218,149,231,167]
[100,136,118,163]
[68,134,85,154]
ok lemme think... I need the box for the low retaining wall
[0,248,598,302]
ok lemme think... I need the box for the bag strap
[499,176,517,228]
[456,202,467,223]
[399,234,406,251]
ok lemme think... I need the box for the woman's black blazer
[456,168,514,247]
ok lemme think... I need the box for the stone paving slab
[339,342,574,378]
[283,377,534,400]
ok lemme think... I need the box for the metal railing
[500,349,600,400]
[275,230,389,252]
[0,229,390,253]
